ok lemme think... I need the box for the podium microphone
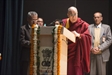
[49,21,55,26]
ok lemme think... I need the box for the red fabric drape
[62,18,91,75]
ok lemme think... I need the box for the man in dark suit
[89,12,112,75]
[19,11,38,75]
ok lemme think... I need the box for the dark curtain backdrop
[23,0,76,26]
[0,0,23,75]
[108,0,112,75]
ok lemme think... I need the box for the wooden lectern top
[40,26,76,43]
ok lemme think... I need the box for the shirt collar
[28,24,31,28]
[96,23,101,28]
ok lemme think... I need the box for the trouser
[90,54,106,75]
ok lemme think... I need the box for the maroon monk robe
[62,18,91,75]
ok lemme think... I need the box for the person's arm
[19,26,31,48]
[99,26,112,51]
[78,22,91,73]
[72,31,81,39]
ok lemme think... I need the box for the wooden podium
[30,25,76,75]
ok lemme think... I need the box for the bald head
[94,12,102,17]
[67,6,78,23]
[68,6,78,13]
[67,6,78,17]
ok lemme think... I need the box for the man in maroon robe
[62,6,91,75]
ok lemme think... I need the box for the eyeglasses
[68,13,76,17]
[94,16,102,19]
[37,21,43,22]
[30,19,38,22]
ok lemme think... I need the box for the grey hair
[68,6,78,14]
[94,12,102,17]
[27,11,38,18]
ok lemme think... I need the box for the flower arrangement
[53,25,62,75]
[30,24,36,75]
[57,25,62,75]
[37,26,40,75]
[29,24,39,75]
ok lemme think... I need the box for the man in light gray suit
[89,12,112,75]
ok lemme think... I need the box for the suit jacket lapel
[91,25,95,38]
[100,24,104,38]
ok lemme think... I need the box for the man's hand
[91,47,102,54]
[72,31,81,38]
